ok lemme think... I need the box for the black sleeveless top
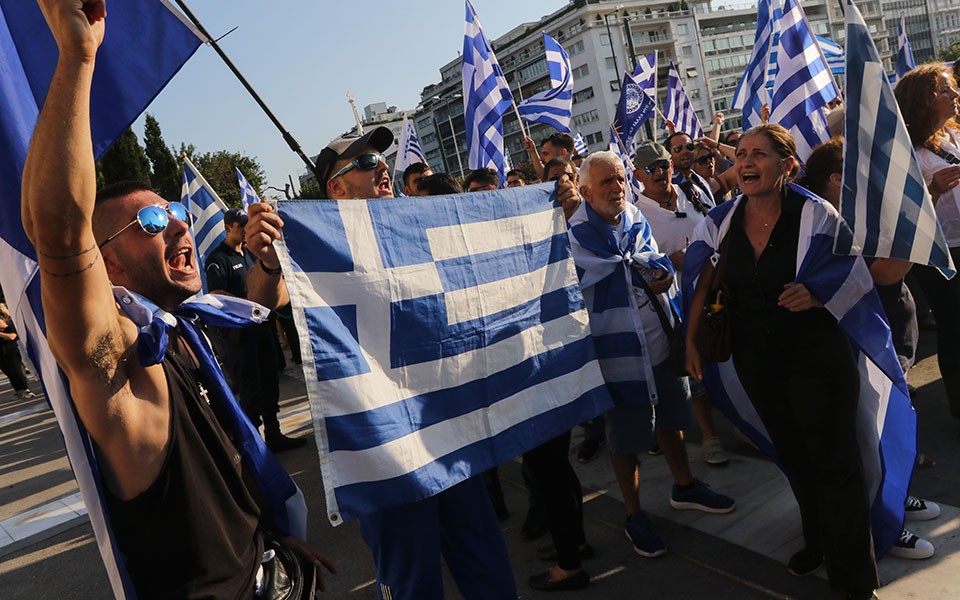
[103,333,263,599]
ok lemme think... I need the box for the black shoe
[521,506,550,541]
[576,439,605,463]
[528,569,590,591]
[787,548,823,577]
[846,591,879,600]
[536,543,595,562]
[266,432,308,453]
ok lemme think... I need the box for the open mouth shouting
[167,245,195,274]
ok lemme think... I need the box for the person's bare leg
[658,430,693,487]
[610,451,642,515]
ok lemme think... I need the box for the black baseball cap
[223,207,249,226]
[314,126,394,198]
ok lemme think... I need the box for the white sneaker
[14,390,38,399]
[904,496,941,521]
[888,529,934,560]
[703,436,730,466]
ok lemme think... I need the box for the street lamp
[263,184,291,200]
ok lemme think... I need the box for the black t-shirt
[206,242,256,298]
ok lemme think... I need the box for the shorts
[605,360,692,454]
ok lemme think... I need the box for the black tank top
[104,333,263,599]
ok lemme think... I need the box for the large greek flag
[517,33,574,132]
[769,0,839,161]
[835,0,955,277]
[275,186,612,523]
[664,62,704,139]
[0,1,202,597]
[393,115,428,179]
[236,167,260,210]
[181,155,228,290]
[682,186,917,557]
[896,13,916,81]
[462,0,513,178]
[732,0,774,129]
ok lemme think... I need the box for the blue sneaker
[624,511,667,557]
[670,479,735,514]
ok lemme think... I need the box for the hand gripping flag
[613,71,656,155]
[834,0,955,277]
[896,13,916,82]
[462,0,513,179]
[181,155,229,290]
[273,186,612,523]
[664,62,704,139]
[393,115,428,181]
[769,0,839,161]
[236,167,260,210]
[573,132,588,156]
[682,186,918,557]
[517,33,574,132]
[0,1,202,597]
[732,0,774,129]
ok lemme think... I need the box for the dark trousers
[0,345,29,391]
[212,323,281,431]
[913,246,960,418]
[734,340,878,595]
[522,430,586,571]
[275,303,302,366]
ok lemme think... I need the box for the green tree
[939,41,960,63]
[294,177,322,199]
[179,148,266,208]
[97,128,151,187]
[143,114,181,202]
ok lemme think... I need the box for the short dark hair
[402,162,432,188]
[665,131,693,149]
[542,133,575,154]
[506,169,525,182]
[95,181,153,206]
[543,157,575,182]
[800,137,843,197]
[418,173,463,195]
[464,168,499,189]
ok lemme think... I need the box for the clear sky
[139,0,567,194]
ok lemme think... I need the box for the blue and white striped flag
[769,0,839,161]
[733,0,774,129]
[683,187,918,557]
[275,186,612,522]
[0,1,202,597]
[517,33,574,132]
[462,0,513,180]
[236,167,260,210]
[817,35,845,76]
[896,13,916,82]
[573,132,588,156]
[181,156,228,290]
[609,125,645,204]
[835,0,955,277]
[393,115,428,180]
[664,62,704,139]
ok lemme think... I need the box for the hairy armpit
[88,331,134,396]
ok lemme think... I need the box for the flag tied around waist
[681,186,917,557]
[0,1,202,597]
[274,184,612,523]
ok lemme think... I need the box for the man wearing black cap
[315,127,395,200]
[207,207,305,453]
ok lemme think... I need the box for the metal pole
[603,10,621,81]
[447,111,465,178]
[171,0,322,181]
[623,18,638,73]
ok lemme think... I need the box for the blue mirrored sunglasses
[99,202,191,248]
[329,153,386,180]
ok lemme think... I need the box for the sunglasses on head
[671,143,696,154]
[695,155,715,164]
[643,160,671,174]
[330,153,386,180]
[99,202,191,248]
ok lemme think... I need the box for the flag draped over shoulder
[462,0,513,178]
[835,0,955,278]
[664,62,703,139]
[732,0,774,129]
[681,186,917,557]
[181,155,228,291]
[896,13,916,81]
[393,114,428,179]
[517,33,574,132]
[0,1,202,597]
[274,185,612,523]
[236,167,260,210]
[769,0,838,161]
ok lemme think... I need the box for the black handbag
[635,273,688,377]
[698,237,732,362]
[259,538,316,600]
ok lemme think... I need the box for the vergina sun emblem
[624,83,642,114]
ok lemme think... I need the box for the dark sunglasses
[671,143,696,154]
[695,155,715,164]
[330,153,386,180]
[643,160,671,174]
[99,202,191,248]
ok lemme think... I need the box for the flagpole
[170,0,323,182]
[347,91,365,135]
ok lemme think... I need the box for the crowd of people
[10,2,959,600]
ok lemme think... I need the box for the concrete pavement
[1,331,959,599]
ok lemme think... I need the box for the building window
[519,58,548,81]
[610,79,621,91]
[572,64,590,79]
[572,109,600,128]
[605,57,618,70]
[676,23,688,35]
[566,40,585,56]
[585,131,604,145]
[600,33,610,46]
[682,45,693,58]
[573,87,595,104]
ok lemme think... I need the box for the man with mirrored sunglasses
[20,3,333,597]
[666,131,715,207]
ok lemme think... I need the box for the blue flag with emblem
[613,71,656,156]
[896,13,916,82]
[236,167,260,210]
[682,186,918,557]
[834,0,955,277]
[517,33,574,132]
[0,1,202,597]
[274,185,612,523]
[181,155,228,291]
[664,62,704,139]
[462,0,513,180]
